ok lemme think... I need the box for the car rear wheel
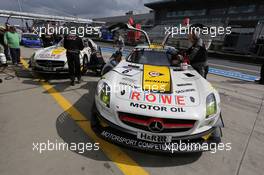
[91,102,100,128]
[81,55,89,75]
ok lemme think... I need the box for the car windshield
[56,39,64,46]
[23,34,39,40]
[126,49,171,66]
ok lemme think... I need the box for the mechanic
[255,64,264,85]
[4,26,21,65]
[167,47,183,67]
[186,29,208,78]
[41,34,54,47]
[63,33,84,86]
[101,51,122,75]
[88,40,99,65]
[114,34,125,53]
[171,53,183,67]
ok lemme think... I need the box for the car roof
[22,33,38,36]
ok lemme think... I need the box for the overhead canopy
[145,0,261,10]
[0,10,105,24]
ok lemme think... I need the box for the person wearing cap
[101,51,122,75]
[114,34,125,53]
[167,47,183,67]
[186,29,208,78]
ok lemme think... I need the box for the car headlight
[206,93,217,118]
[99,83,111,107]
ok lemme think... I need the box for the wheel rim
[82,55,88,73]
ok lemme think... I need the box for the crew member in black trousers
[63,34,84,86]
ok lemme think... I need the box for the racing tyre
[81,55,89,75]
[91,102,100,128]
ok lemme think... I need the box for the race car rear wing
[108,23,151,46]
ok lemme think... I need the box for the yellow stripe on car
[149,44,163,49]
[52,47,66,55]
[143,64,171,92]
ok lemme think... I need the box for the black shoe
[76,78,82,84]
[255,79,264,85]
[70,80,75,86]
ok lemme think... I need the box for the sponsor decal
[101,131,138,146]
[145,80,169,83]
[143,65,171,92]
[38,53,53,58]
[38,47,65,58]
[177,83,192,87]
[122,77,137,83]
[130,91,186,106]
[130,102,186,112]
[149,71,164,77]
[100,131,167,150]
[137,132,172,142]
[100,130,231,153]
[120,90,125,96]
[190,96,195,103]
[184,73,195,77]
[119,82,139,89]
[122,69,132,74]
[175,89,195,94]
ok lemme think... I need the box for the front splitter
[91,106,222,154]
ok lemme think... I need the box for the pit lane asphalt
[0,46,263,175]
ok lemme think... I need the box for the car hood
[107,61,212,108]
[35,45,66,61]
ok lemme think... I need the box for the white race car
[91,24,224,153]
[0,53,7,65]
[30,38,97,74]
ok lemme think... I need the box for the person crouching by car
[186,29,208,78]
[167,46,183,66]
[101,51,122,75]
[63,34,84,86]
[4,26,21,65]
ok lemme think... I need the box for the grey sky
[1,0,158,18]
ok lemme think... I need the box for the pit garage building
[144,0,264,55]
